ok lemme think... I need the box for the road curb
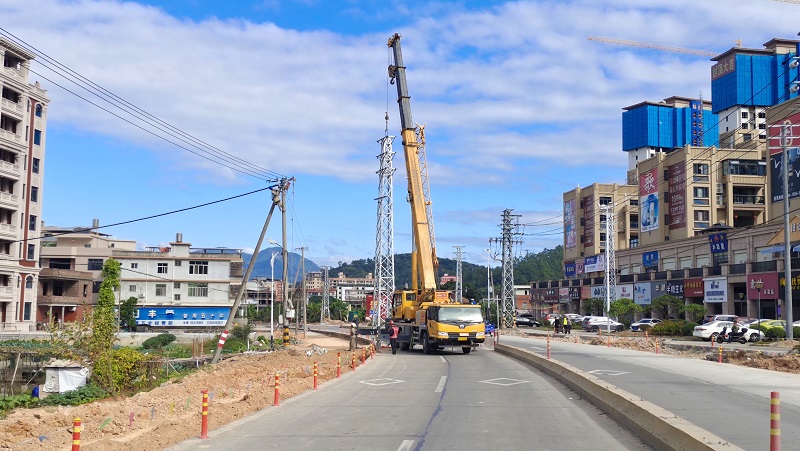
[495,343,743,451]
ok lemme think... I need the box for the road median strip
[495,343,743,451]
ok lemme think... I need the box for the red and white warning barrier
[217,330,229,348]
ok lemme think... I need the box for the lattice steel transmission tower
[600,203,616,324]
[453,246,464,302]
[374,134,396,326]
[491,209,522,328]
[321,266,331,320]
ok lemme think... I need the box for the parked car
[582,317,624,332]
[543,313,562,325]
[630,318,662,332]
[701,314,737,324]
[693,320,733,341]
[752,319,786,330]
[794,320,800,327]
[515,314,541,328]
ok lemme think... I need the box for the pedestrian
[388,320,400,355]
[563,316,571,335]
[553,316,561,334]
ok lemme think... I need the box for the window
[157,263,168,274]
[694,163,709,175]
[129,285,136,292]
[174,282,181,289]
[694,210,710,221]
[28,215,36,231]
[599,215,606,223]
[42,282,48,295]
[35,104,42,117]
[664,214,670,224]
[664,192,670,203]
[599,196,612,205]
[131,262,138,269]
[48,258,71,269]
[23,302,31,321]
[189,260,209,275]
[30,186,38,202]
[188,282,209,297]
[629,237,639,248]
[174,294,181,301]
[88,259,103,271]
[33,129,41,145]
[26,244,34,259]
[759,123,766,130]
[599,233,607,242]
[175,260,182,266]
[93,281,101,293]
[32,158,39,173]
[25,276,33,289]
[694,187,709,198]
[741,112,748,118]
[629,199,638,206]
[741,123,748,129]
[155,284,166,296]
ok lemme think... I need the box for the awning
[759,245,785,254]
[793,245,800,253]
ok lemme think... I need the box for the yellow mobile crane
[387,33,485,354]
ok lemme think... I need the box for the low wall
[495,344,742,451]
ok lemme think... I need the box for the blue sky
[2,0,799,266]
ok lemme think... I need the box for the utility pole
[212,181,284,364]
[454,246,464,303]
[280,183,292,347]
[780,123,795,340]
[297,247,308,338]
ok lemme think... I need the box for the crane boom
[587,36,717,57]
[388,33,437,292]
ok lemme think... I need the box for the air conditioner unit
[138,294,144,299]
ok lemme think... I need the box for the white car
[693,321,763,342]
[582,317,624,332]
[630,318,662,332]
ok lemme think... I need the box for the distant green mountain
[242,247,319,281]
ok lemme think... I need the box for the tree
[88,259,121,360]
[682,303,706,323]
[651,294,683,319]
[119,296,138,331]
[584,298,605,316]
[609,298,642,325]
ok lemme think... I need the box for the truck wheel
[421,333,430,354]
[462,347,471,354]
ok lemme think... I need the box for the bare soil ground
[0,332,366,451]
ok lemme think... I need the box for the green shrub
[141,333,176,349]
[0,394,39,416]
[766,327,787,339]
[231,323,254,341]
[681,322,698,336]
[39,384,108,407]
[651,319,688,336]
[794,326,800,339]
[93,347,152,392]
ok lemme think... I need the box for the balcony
[0,223,16,239]
[0,160,19,179]
[752,260,777,273]
[1,66,26,83]
[0,285,12,299]
[0,191,18,208]
[688,268,704,277]
[0,128,22,145]
[0,98,23,117]
[732,194,764,205]
[728,263,747,275]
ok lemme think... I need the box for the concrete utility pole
[454,246,464,303]
[280,185,291,347]
[600,203,616,334]
[322,266,331,321]
[297,246,308,338]
[212,183,283,364]
[780,123,794,340]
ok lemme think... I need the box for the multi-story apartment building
[546,38,800,322]
[0,38,49,330]
[40,227,243,328]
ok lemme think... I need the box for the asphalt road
[500,334,800,450]
[169,344,651,451]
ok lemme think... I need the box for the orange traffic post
[337,352,341,378]
[361,348,366,364]
[718,345,723,363]
[655,340,660,354]
[313,362,318,390]
[71,418,81,451]
[200,390,209,439]
[371,343,375,359]
[771,391,781,451]
[645,330,649,341]
[352,353,356,371]
[273,372,280,406]
[607,335,611,348]
[546,334,551,359]
[711,334,716,347]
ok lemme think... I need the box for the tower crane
[587,36,718,57]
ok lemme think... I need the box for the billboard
[591,285,606,299]
[136,306,228,327]
[768,112,800,203]
[639,167,659,232]
[643,251,659,269]
[584,254,606,273]
[747,273,778,300]
[684,278,703,297]
[708,233,728,254]
[583,194,594,246]
[634,282,654,305]
[703,277,727,303]
[653,280,685,298]
[711,55,736,80]
[564,262,576,278]
[615,284,634,300]
[668,162,686,229]
[564,199,577,249]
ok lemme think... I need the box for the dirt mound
[0,334,366,451]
